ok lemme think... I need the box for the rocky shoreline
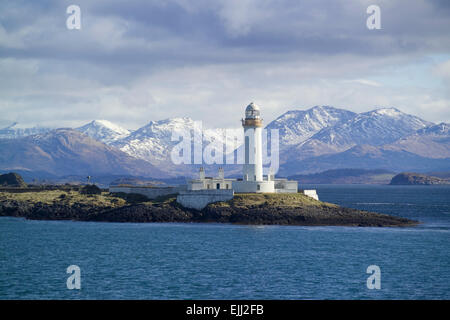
[0,190,419,227]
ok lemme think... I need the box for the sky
[0,0,449,130]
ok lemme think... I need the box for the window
[216,183,220,189]
[226,184,229,189]
[257,184,261,191]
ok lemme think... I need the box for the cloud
[0,0,449,129]
[342,79,383,87]
[433,59,450,80]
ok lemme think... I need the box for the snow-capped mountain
[2,106,448,178]
[0,122,51,139]
[76,120,131,145]
[112,117,238,169]
[384,122,450,159]
[0,129,166,178]
[416,122,449,136]
[112,117,196,165]
[289,107,433,160]
[265,106,356,149]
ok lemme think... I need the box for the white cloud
[342,79,382,87]
[433,59,450,79]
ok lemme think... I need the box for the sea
[0,185,449,300]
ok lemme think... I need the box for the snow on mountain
[3,106,445,177]
[112,117,195,164]
[112,117,238,169]
[416,122,449,136]
[76,120,131,145]
[265,106,356,149]
[0,122,51,139]
[384,122,450,159]
[0,128,166,178]
[290,107,433,160]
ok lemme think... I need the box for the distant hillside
[280,144,450,176]
[384,123,450,159]
[289,168,395,184]
[0,129,167,178]
[390,172,450,185]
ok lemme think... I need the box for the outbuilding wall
[176,189,234,210]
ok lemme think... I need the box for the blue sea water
[0,185,449,300]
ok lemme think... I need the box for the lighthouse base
[232,180,275,193]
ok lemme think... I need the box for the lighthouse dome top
[245,102,261,119]
[246,102,260,111]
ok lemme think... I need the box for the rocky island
[0,172,27,188]
[390,172,450,185]
[0,186,418,227]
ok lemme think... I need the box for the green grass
[213,192,337,209]
[0,190,127,208]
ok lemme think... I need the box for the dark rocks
[0,200,32,217]
[197,204,415,227]
[80,184,102,195]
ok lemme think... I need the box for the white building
[188,167,234,191]
[187,102,300,194]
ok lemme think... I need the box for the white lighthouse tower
[242,102,263,182]
[232,102,275,193]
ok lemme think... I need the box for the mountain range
[0,129,165,178]
[0,106,449,181]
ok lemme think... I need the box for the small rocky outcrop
[0,172,27,188]
[390,172,449,185]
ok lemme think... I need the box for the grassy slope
[0,190,127,208]
[210,192,334,208]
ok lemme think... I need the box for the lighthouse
[113,101,308,210]
[242,102,263,182]
[231,102,276,193]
